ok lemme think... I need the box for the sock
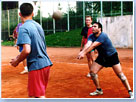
[128,90,132,93]
[24,66,28,70]
[97,88,102,91]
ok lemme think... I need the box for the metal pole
[92,1,93,18]
[7,10,10,37]
[121,1,123,16]
[40,1,42,26]
[67,1,70,31]
[111,2,112,16]
[83,1,85,27]
[100,0,103,23]
[53,1,55,34]
[53,19,55,34]
[18,1,19,24]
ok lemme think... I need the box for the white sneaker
[129,92,134,98]
[20,69,28,74]
[90,89,103,96]
[14,44,17,47]
[86,73,91,77]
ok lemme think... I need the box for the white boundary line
[52,61,88,66]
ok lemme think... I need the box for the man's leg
[86,51,95,77]
[89,62,103,95]
[112,63,133,98]
[20,59,28,74]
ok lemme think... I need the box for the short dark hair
[93,22,103,32]
[20,3,33,17]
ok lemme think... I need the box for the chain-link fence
[1,1,133,41]
[2,8,18,40]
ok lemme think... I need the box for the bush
[1,28,83,47]
[45,28,82,47]
[1,40,14,46]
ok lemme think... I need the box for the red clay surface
[1,46,133,98]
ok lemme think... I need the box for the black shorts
[95,52,120,67]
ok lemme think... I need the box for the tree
[2,1,18,10]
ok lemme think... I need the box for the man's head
[85,15,92,27]
[20,3,33,17]
[92,22,103,34]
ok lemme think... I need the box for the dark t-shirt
[81,26,89,38]
[81,26,93,44]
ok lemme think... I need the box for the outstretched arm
[77,41,101,59]
[77,41,92,59]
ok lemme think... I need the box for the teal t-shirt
[88,32,117,57]
[17,20,52,71]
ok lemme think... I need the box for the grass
[2,28,83,47]
[45,28,82,47]
[1,40,14,46]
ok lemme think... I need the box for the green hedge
[45,28,82,47]
[2,28,83,47]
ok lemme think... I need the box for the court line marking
[2,61,133,70]
[52,61,88,66]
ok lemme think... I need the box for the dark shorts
[95,52,120,67]
[19,46,23,52]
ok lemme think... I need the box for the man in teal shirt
[10,3,52,98]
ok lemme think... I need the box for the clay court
[1,46,133,98]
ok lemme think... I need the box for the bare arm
[78,41,101,59]
[80,36,85,51]
[77,41,92,59]
[10,44,31,67]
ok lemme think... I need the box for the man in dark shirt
[78,22,133,98]
[80,15,95,77]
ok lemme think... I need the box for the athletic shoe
[90,89,103,96]
[86,73,91,77]
[129,92,134,98]
[14,44,17,47]
[20,69,28,74]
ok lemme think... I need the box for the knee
[90,72,98,80]
[117,73,126,82]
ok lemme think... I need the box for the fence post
[53,19,55,34]
[100,0,103,23]
[83,1,85,27]
[53,1,55,34]
[67,1,70,32]
[92,1,93,18]
[121,1,123,16]
[7,10,10,38]
[40,1,42,27]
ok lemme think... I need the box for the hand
[77,51,85,60]
[10,57,19,67]
[80,48,83,51]
[17,46,19,50]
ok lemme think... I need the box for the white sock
[24,66,28,71]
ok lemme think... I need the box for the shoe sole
[90,92,103,96]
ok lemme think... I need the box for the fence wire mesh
[1,1,133,41]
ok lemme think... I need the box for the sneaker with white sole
[129,92,134,98]
[86,73,91,77]
[90,89,103,96]
[20,69,28,74]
